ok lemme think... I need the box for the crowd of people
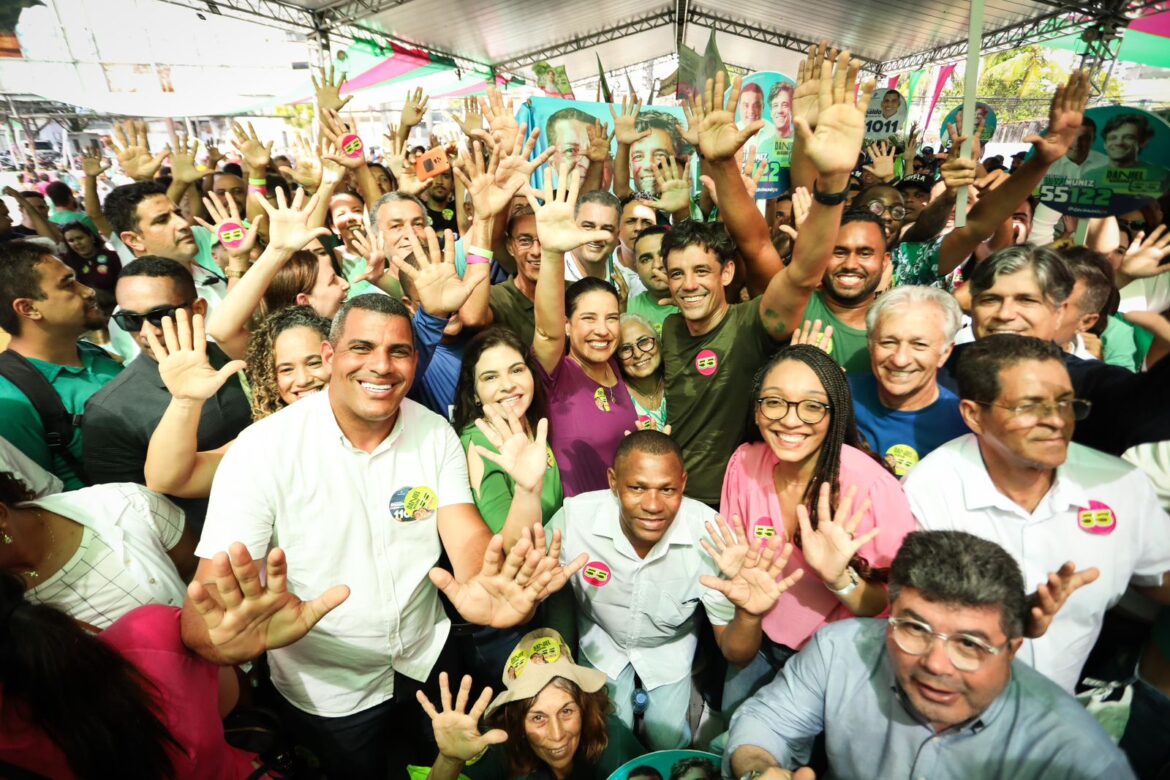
[1,41,1169,780]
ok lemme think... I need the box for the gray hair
[968,245,1074,307]
[889,530,1028,639]
[619,312,656,333]
[329,292,412,345]
[371,191,427,225]
[866,285,963,345]
[574,189,620,221]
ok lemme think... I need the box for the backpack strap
[0,350,89,485]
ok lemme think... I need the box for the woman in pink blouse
[717,345,917,712]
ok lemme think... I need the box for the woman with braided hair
[717,344,917,713]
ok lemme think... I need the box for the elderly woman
[419,629,644,779]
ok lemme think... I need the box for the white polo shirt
[563,250,647,299]
[197,390,474,717]
[903,434,1170,692]
[548,490,734,690]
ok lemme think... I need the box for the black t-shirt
[427,204,460,239]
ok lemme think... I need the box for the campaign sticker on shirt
[594,387,611,413]
[1077,500,1117,536]
[339,133,364,158]
[636,415,652,430]
[884,444,920,477]
[217,221,246,249]
[695,349,719,377]
[389,485,438,522]
[753,517,776,539]
[546,446,557,468]
[582,560,612,587]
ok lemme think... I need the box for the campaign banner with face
[610,750,723,780]
[727,71,797,199]
[1035,105,1170,218]
[939,102,998,143]
[516,97,693,196]
[866,88,909,142]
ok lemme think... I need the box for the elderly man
[906,335,1170,693]
[725,530,1136,779]
[850,285,969,476]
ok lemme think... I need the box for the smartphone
[415,147,450,181]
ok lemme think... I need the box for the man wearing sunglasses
[82,257,251,532]
[726,530,1135,780]
[905,335,1170,694]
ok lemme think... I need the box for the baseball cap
[896,174,934,193]
[484,628,607,717]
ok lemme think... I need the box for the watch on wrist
[811,178,850,206]
[827,566,861,597]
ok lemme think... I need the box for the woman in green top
[617,314,667,432]
[453,327,564,531]
[418,628,644,780]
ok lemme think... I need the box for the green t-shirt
[891,235,945,288]
[625,292,679,334]
[489,278,535,347]
[460,424,564,532]
[664,299,779,505]
[800,290,871,375]
[0,342,122,489]
[49,209,99,236]
[1100,314,1141,372]
[453,714,645,779]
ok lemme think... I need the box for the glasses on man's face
[617,335,658,361]
[756,396,830,424]
[975,398,1092,426]
[888,616,1008,672]
[864,200,907,221]
[112,303,191,333]
[512,235,540,250]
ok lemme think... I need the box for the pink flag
[887,75,900,90]
[925,64,957,130]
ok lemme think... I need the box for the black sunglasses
[112,303,190,332]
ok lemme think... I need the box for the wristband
[466,244,494,260]
[826,567,861,597]
[247,178,267,186]
[225,267,249,279]
[466,253,491,265]
[248,185,268,196]
[812,179,851,206]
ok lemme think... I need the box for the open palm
[474,404,549,494]
[527,167,613,254]
[796,483,877,585]
[419,674,508,762]
[797,51,872,177]
[697,72,761,162]
[700,515,804,616]
[147,310,244,402]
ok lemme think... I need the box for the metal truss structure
[492,7,677,71]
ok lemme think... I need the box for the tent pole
[953,0,984,229]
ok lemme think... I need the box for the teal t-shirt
[0,342,122,489]
[800,290,871,375]
[460,423,564,532]
[49,209,99,236]
[1100,314,1141,372]
[626,291,679,334]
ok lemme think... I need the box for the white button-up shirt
[563,250,647,299]
[548,490,733,690]
[903,434,1170,692]
[198,391,474,717]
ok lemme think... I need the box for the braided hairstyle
[750,345,886,581]
[244,305,330,420]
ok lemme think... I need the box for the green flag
[596,54,612,103]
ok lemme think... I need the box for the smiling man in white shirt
[904,334,1170,693]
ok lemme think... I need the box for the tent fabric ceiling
[295,0,1064,78]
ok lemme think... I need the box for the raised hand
[231,120,273,172]
[494,126,554,197]
[696,72,763,162]
[450,95,486,138]
[106,119,168,181]
[1026,561,1101,639]
[610,95,650,146]
[680,92,702,147]
[279,135,324,191]
[585,119,614,164]
[1119,224,1170,281]
[417,673,508,762]
[401,86,431,129]
[699,514,804,616]
[80,146,112,179]
[452,140,504,218]
[145,309,245,402]
[349,226,390,285]
[479,86,520,154]
[393,227,485,316]
[945,119,982,169]
[311,63,353,113]
[429,525,587,627]
[524,165,614,254]
[795,483,877,587]
[904,121,921,162]
[794,50,874,177]
[649,156,691,212]
[194,190,262,260]
[472,402,550,494]
[793,40,836,131]
[792,185,812,227]
[319,109,366,170]
[168,130,203,185]
[939,141,978,195]
[698,145,762,206]
[863,140,896,182]
[188,543,350,665]
[251,187,330,254]
[790,319,834,352]
[1028,70,1090,165]
[205,144,226,172]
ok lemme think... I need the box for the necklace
[630,378,665,411]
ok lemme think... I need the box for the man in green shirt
[45,181,100,235]
[625,225,678,333]
[486,206,541,346]
[0,241,122,489]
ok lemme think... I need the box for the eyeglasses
[512,235,540,250]
[888,616,1008,672]
[112,303,191,332]
[756,396,830,424]
[617,335,658,360]
[864,200,907,221]
[974,398,1092,425]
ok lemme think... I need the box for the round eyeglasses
[756,396,830,424]
[889,616,1008,672]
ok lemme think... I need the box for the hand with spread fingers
[392,227,485,317]
[168,130,202,184]
[585,119,614,164]
[793,40,836,131]
[479,86,521,154]
[699,514,805,616]
[401,87,431,130]
[863,140,896,182]
[450,95,486,139]
[231,120,273,173]
[80,146,112,179]
[610,94,651,146]
[1025,562,1101,639]
[312,63,353,113]
[694,72,764,162]
[106,119,169,181]
[472,402,550,495]
[193,190,263,260]
[1119,224,1170,280]
[649,157,692,213]
[790,319,835,352]
[1028,70,1090,165]
[250,186,330,254]
[319,109,367,170]
[279,135,324,191]
[187,542,350,665]
[146,309,246,403]
[418,673,509,763]
[525,165,614,255]
[796,483,877,588]
[795,49,875,178]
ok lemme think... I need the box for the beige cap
[485,628,608,717]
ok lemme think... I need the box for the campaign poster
[939,102,998,143]
[727,71,796,199]
[1035,105,1170,218]
[533,61,575,99]
[609,750,723,780]
[516,96,693,196]
[865,88,909,142]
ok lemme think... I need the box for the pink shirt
[719,442,917,650]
